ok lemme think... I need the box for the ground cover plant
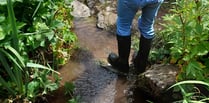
[0,0,77,102]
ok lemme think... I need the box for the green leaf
[26,62,60,74]
[16,22,26,30]
[35,22,49,30]
[64,82,75,95]
[168,80,209,90]
[40,40,45,47]
[0,51,17,84]
[0,15,5,23]
[196,43,208,56]
[0,75,16,95]
[7,0,19,51]
[0,0,23,5]
[5,46,25,67]
[186,60,202,77]
[195,24,203,34]
[44,30,54,40]
[45,83,58,92]
[52,20,65,29]
[32,0,42,18]
[0,48,23,71]
[0,0,6,5]
[27,81,39,98]
[0,26,5,40]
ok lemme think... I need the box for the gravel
[74,60,118,103]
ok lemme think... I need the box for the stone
[70,0,91,18]
[96,10,117,29]
[136,64,180,101]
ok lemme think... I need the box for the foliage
[64,82,79,103]
[0,0,76,102]
[159,0,209,102]
[168,80,209,103]
[160,0,209,81]
[12,0,77,67]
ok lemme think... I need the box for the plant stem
[7,0,19,52]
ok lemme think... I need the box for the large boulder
[136,64,180,102]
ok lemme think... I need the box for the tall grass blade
[14,65,23,94]
[168,80,209,90]
[5,46,25,67]
[0,75,16,95]
[32,0,42,18]
[7,0,24,94]
[0,49,23,71]
[6,0,19,51]
[0,52,17,84]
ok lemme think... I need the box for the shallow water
[48,17,148,103]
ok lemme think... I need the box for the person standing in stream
[107,0,164,75]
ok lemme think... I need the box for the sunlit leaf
[44,30,54,40]
[168,80,209,90]
[0,26,5,40]
[5,46,25,67]
[27,81,39,98]
[0,0,6,5]
[0,15,5,23]
[0,0,23,5]
[45,83,58,92]
[26,62,60,74]
[0,48,23,71]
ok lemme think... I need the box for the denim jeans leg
[116,0,138,36]
[138,0,164,39]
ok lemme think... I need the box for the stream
[47,17,149,103]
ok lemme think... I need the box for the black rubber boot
[107,35,131,74]
[133,35,152,74]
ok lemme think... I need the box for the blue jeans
[117,0,164,39]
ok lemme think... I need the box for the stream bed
[47,17,149,103]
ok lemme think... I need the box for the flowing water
[47,17,149,103]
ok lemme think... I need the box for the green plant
[26,63,60,101]
[160,0,209,81]
[168,80,209,103]
[15,0,77,67]
[0,0,25,98]
[0,0,76,102]
[64,82,79,103]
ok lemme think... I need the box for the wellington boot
[133,36,152,74]
[107,35,131,75]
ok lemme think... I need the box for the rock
[70,0,91,17]
[136,64,180,102]
[99,0,106,4]
[96,8,117,29]
[86,0,96,9]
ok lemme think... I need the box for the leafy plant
[160,0,209,81]
[159,0,209,102]
[0,0,77,102]
[0,0,25,98]
[168,80,209,103]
